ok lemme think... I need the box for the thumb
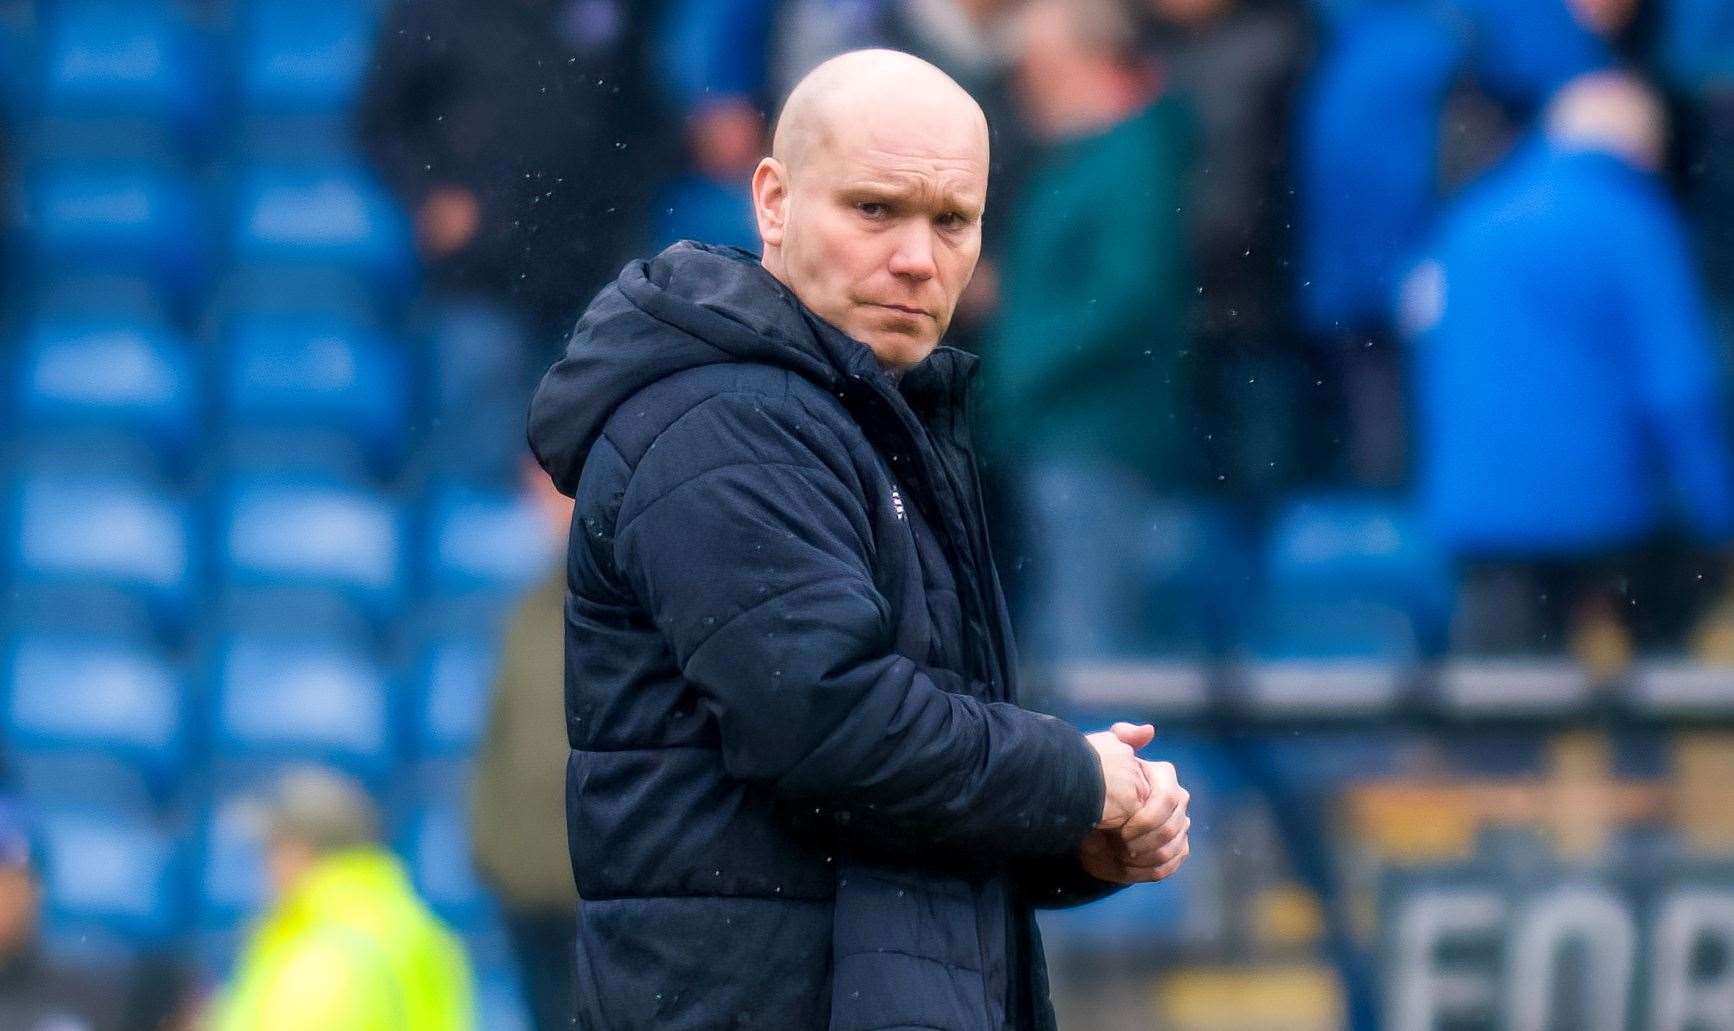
[1110,722,1155,751]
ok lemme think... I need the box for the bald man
[529,49,1190,1030]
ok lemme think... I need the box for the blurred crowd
[356,0,1734,670]
[1,0,1733,1026]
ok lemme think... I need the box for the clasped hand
[1081,722,1191,884]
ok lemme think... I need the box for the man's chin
[858,330,939,372]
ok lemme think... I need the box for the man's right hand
[1086,722,1154,828]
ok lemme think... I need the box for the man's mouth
[873,303,930,318]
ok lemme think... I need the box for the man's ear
[751,157,788,250]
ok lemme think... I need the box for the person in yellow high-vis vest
[217,769,474,1031]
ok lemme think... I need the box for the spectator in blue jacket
[1294,0,1621,485]
[1403,72,1734,656]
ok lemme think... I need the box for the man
[1403,72,1734,657]
[217,769,473,1030]
[0,798,120,1030]
[358,0,671,342]
[469,456,578,1031]
[529,48,1191,1030]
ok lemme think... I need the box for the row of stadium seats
[3,471,1444,649]
[4,473,554,639]
[10,307,535,479]
[4,631,499,805]
[5,0,377,142]
[17,162,414,301]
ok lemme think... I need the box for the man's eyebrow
[840,178,983,215]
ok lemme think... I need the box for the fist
[1085,722,1154,828]
[1078,759,1191,886]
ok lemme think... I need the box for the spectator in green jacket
[981,0,1200,665]
[469,457,576,1031]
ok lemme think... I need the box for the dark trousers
[1453,548,1720,655]
[506,911,578,1031]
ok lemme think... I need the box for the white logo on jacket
[890,485,906,520]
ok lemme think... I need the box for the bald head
[754,50,990,371]
[772,49,989,179]
[1547,72,1667,172]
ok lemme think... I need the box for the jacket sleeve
[1615,193,1734,542]
[611,389,1104,861]
[1012,852,1127,909]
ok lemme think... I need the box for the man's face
[266,838,317,900]
[765,114,987,370]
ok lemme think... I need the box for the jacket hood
[528,240,978,495]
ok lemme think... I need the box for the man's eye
[936,211,964,228]
[857,202,887,219]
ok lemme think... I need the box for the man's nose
[887,225,937,282]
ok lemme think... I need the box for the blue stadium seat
[36,1,213,141]
[424,484,554,601]
[237,0,377,117]
[1261,496,1452,650]
[419,301,532,483]
[401,793,488,932]
[1250,599,1419,662]
[230,164,414,297]
[14,317,198,464]
[9,474,194,633]
[24,162,205,297]
[1137,499,1253,656]
[5,636,186,791]
[218,479,406,622]
[195,790,268,933]
[476,964,534,1031]
[413,638,497,761]
[38,806,184,946]
[211,635,395,780]
[30,274,170,323]
[222,315,409,473]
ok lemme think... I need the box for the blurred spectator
[214,769,473,1030]
[1402,72,1734,660]
[774,0,1017,96]
[648,0,778,251]
[1148,0,1306,347]
[0,798,121,1031]
[980,0,1198,662]
[1296,0,1626,486]
[1456,0,1621,118]
[1293,1,1464,485]
[358,0,670,345]
[468,458,576,1031]
[1146,0,1311,494]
